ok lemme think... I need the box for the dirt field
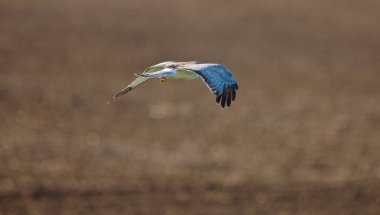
[1,0,380,214]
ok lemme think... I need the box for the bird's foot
[160,77,169,83]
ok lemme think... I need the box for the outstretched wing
[109,62,199,103]
[109,66,163,103]
[182,64,238,108]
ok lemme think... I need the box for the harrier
[110,61,239,108]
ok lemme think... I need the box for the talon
[160,77,169,83]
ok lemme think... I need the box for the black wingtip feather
[226,91,231,107]
[215,86,239,108]
[216,95,222,104]
[221,94,226,108]
[232,90,236,101]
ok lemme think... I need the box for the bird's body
[168,69,199,80]
[110,61,239,108]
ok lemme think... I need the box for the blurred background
[1,0,380,214]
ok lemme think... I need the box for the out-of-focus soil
[1,0,380,214]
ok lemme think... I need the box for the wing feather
[109,66,164,103]
[181,64,239,108]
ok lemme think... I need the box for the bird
[109,61,239,108]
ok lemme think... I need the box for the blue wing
[182,64,239,108]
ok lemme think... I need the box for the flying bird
[110,61,239,108]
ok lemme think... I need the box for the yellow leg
[160,77,169,83]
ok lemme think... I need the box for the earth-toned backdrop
[1,0,380,214]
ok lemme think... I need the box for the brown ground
[1,0,380,214]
